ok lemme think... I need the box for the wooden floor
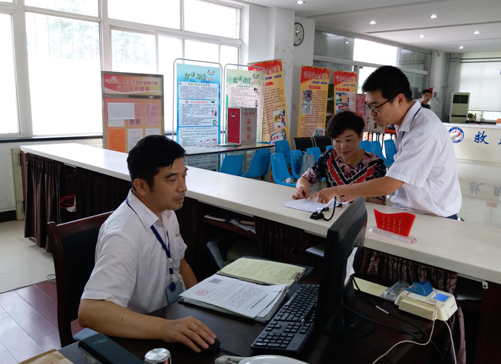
[0,281,82,363]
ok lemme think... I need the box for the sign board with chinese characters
[102,71,164,153]
[445,124,501,164]
[296,66,330,138]
[227,107,257,144]
[333,71,357,114]
[249,59,291,145]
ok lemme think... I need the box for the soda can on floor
[144,348,172,364]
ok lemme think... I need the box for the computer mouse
[205,338,221,352]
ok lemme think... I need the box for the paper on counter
[180,274,287,319]
[284,197,334,212]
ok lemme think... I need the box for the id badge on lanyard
[150,225,184,304]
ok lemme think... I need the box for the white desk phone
[215,355,308,364]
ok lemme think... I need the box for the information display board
[176,64,221,147]
[297,66,330,138]
[333,71,357,114]
[249,59,290,144]
[102,72,164,152]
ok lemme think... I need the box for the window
[458,61,501,112]
[185,39,219,64]
[25,0,98,16]
[112,30,156,74]
[354,39,397,66]
[184,0,240,39]
[220,45,239,68]
[108,0,180,29]
[26,13,101,135]
[0,14,18,134]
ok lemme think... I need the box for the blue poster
[176,64,221,147]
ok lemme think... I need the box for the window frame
[0,0,242,139]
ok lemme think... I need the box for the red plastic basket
[374,209,416,237]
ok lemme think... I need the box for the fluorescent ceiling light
[430,14,437,19]
[369,21,376,25]
[345,41,349,44]
[459,46,464,49]
[419,35,425,38]
[296,0,305,4]
[474,31,480,35]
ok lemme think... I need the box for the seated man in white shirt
[79,135,217,352]
[311,66,462,219]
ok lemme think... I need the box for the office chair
[359,140,373,154]
[384,139,397,163]
[290,149,304,179]
[314,136,332,152]
[326,145,334,150]
[371,141,392,167]
[220,154,244,176]
[293,137,314,152]
[242,152,270,179]
[275,140,291,165]
[306,147,321,163]
[270,153,296,187]
[47,212,112,347]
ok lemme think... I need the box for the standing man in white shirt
[311,66,462,219]
[79,135,217,352]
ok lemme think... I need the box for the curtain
[75,168,130,219]
[24,154,66,251]
[254,217,306,260]
[355,248,466,364]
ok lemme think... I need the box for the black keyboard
[251,284,318,354]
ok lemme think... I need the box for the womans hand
[309,187,341,204]
[292,186,308,199]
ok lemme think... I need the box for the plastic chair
[306,147,321,163]
[359,140,373,154]
[384,139,397,163]
[314,136,332,152]
[220,154,244,176]
[275,140,291,165]
[326,145,334,150]
[270,153,296,187]
[47,212,112,347]
[293,137,314,152]
[242,152,270,178]
[290,150,304,179]
[371,141,392,167]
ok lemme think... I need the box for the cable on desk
[351,336,395,364]
[353,279,447,364]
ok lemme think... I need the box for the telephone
[215,355,308,364]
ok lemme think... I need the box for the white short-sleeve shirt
[81,190,187,314]
[386,101,462,217]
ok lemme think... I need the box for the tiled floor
[0,220,55,293]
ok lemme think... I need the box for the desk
[59,254,444,364]
[20,143,501,363]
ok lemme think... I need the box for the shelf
[202,217,258,239]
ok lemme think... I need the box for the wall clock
[294,23,304,46]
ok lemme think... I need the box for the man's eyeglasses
[365,99,390,113]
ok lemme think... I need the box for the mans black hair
[422,89,432,95]
[326,111,365,139]
[127,135,185,190]
[362,65,413,101]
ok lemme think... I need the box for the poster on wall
[225,69,264,142]
[176,64,221,148]
[249,59,290,144]
[333,71,357,114]
[297,66,330,138]
[102,72,164,152]
[356,94,368,133]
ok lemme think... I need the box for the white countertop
[445,122,500,130]
[21,143,501,284]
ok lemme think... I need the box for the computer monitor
[314,197,373,338]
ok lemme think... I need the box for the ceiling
[244,0,501,53]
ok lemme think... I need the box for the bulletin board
[102,71,164,152]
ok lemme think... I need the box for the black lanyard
[126,197,174,276]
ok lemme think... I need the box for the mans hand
[163,316,216,353]
[310,187,341,204]
[292,186,308,199]
[339,195,357,203]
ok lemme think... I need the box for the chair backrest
[293,137,314,152]
[275,140,291,164]
[326,145,334,150]
[371,141,386,160]
[220,154,244,176]
[270,153,295,186]
[242,152,270,178]
[314,136,332,152]
[359,140,373,154]
[384,139,397,160]
[47,212,112,347]
[306,147,321,163]
[290,149,303,179]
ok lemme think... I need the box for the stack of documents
[180,274,288,322]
